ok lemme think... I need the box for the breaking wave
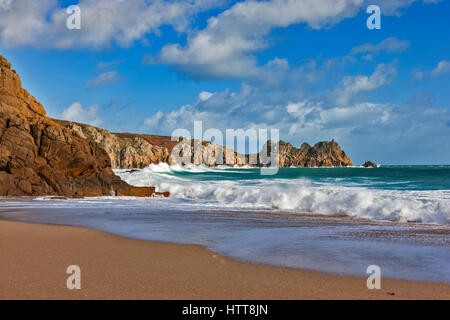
[115,163,450,225]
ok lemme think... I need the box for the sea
[1,164,449,283]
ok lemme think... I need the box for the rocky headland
[0,53,354,197]
[0,54,164,197]
[271,140,353,167]
[54,120,354,169]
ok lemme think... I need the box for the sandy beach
[0,219,449,300]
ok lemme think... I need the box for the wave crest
[115,163,450,225]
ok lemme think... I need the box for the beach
[1,219,449,300]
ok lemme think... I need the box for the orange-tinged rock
[0,53,166,198]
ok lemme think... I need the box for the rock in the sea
[362,161,378,168]
[0,54,163,198]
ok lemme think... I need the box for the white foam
[114,164,450,225]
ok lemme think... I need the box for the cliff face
[53,124,248,169]
[55,121,353,169]
[166,137,247,167]
[0,54,163,197]
[54,120,170,169]
[0,53,353,198]
[261,139,353,167]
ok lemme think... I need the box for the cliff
[53,120,171,169]
[54,123,248,168]
[0,54,164,197]
[55,120,353,169]
[260,139,353,167]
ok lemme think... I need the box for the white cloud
[153,0,365,80]
[141,83,450,164]
[60,102,103,127]
[0,0,224,49]
[431,60,450,77]
[334,63,397,106]
[0,0,12,10]
[0,0,437,54]
[86,71,122,89]
[143,110,164,129]
[198,91,214,101]
[0,0,56,47]
[351,37,410,56]
[153,0,434,81]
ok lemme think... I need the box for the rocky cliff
[0,54,163,197]
[0,53,353,198]
[54,123,248,168]
[56,120,353,169]
[53,120,171,169]
[260,139,353,167]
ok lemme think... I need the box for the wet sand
[0,220,449,300]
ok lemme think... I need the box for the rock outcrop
[55,119,354,169]
[113,133,249,167]
[0,53,354,198]
[259,139,353,167]
[362,161,378,168]
[167,137,247,166]
[54,120,170,169]
[54,125,248,168]
[0,54,164,197]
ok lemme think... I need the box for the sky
[0,0,449,165]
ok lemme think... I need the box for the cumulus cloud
[431,60,450,77]
[410,60,450,80]
[153,0,364,81]
[86,70,123,89]
[141,82,450,164]
[59,102,103,127]
[0,0,224,49]
[152,0,434,81]
[333,63,397,106]
[0,0,438,53]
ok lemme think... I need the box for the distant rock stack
[259,139,353,167]
[362,161,378,168]
[0,54,164,197]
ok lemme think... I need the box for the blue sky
[1,0,450,164]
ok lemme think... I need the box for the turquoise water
[168,165,450,190]
[116,164,450,225]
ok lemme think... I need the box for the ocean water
[0,164,449,283]
[116,164,450,225]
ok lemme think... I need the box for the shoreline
[0,219,449,300]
